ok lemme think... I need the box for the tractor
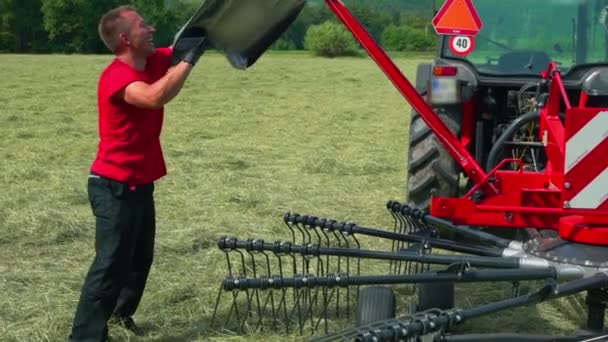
[404,0,608,313]
[407,0,608,217]
[172,0,608,340]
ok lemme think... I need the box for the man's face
[120,11,156,57]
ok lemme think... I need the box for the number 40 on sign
[449,35,475,56]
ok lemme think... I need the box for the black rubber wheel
[406,109,461,210]
[356,286,396,326]
[417,282,455,311]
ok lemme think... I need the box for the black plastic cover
[171,0,306,69]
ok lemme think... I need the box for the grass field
[0,51,589,341]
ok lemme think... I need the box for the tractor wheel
[356,286,396,326]
[406,109,461,210]
[416,282,455,311]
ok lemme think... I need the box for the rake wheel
[356,286,396,326]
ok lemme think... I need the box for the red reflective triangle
[432,0,483,36]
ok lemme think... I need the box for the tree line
[0,0,439,54]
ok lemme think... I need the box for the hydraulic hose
[485,111,540,172]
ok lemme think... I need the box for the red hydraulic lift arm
[325,0,498,196]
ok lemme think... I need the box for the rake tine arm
[284,211,504,256]
[220,266,584,292]
[351,224,502,257]
[441,332,605,341]
[311,272,608,342]
[392,272,608,341]
[217,236,524,268]
[390,201,514,249]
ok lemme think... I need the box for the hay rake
[209,201,602,340]
[207,0,608,340]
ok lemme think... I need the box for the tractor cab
[441,0,608,77]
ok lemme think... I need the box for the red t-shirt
[91,47,172,185]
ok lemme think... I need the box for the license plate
[430,77,459,104]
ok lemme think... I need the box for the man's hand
[181,37,207,66]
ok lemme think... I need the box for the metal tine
[244,239,264,331]
[220,237,236,276]
[319,220,332,278]
[323,218,349,320]
[296,275,322,335]
[291,213,308,248]
[240,288,254,332]
[389,202,408,274]
[313,286,329,334]
[304,285,322,334]
[290,214,308,330]
[413,209,430,233]
[287,214,310,279]
[512,281,521,297]
[216,237,245,331]
[283,212,298,246]
[295,220,312,275]
[286,213,320,276]
[394,203,410,275]
[210,285,225,329]
[298,282,313,334]
[400,205,418,235]
[386,201,401,267]
[233,247,252,322]
[320,221,347,321]
[339,220,361,319]
[399,204,431,235]
[226,289,244,333]
[389,200,409,234]
[324,219,343,319]
[308,217,360,321]
[285,209,306,326]
[350,230,362,307]
[401,204,433,277]
[284,239,302,329]
[305,215,327,277]
[253,289,276,331]
[286,281,307,335]
[314,286,337,334]
[306,216,324,248]
[228,241,248,277]
[259,250,278,330]
[337,224,352,320]
[272,245,292,334]
[301,216,325,325]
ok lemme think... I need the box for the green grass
[0,51,587,341]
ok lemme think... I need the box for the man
[69,5,205,342]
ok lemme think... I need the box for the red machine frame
[325,0,608,245]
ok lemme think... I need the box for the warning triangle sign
[432,0,483,36]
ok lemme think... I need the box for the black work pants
[70,173,156,342]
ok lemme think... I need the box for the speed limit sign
[449,35,475,56]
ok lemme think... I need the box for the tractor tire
[406,109,461,210]
[356,286,396,326]
[416,282,455,311]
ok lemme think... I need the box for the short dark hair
[98,5,137,52]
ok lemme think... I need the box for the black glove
[182,37,207,66]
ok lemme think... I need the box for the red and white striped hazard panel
[564,109,608,210]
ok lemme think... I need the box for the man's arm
[117,38,206,110]
[120,61,193,110]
